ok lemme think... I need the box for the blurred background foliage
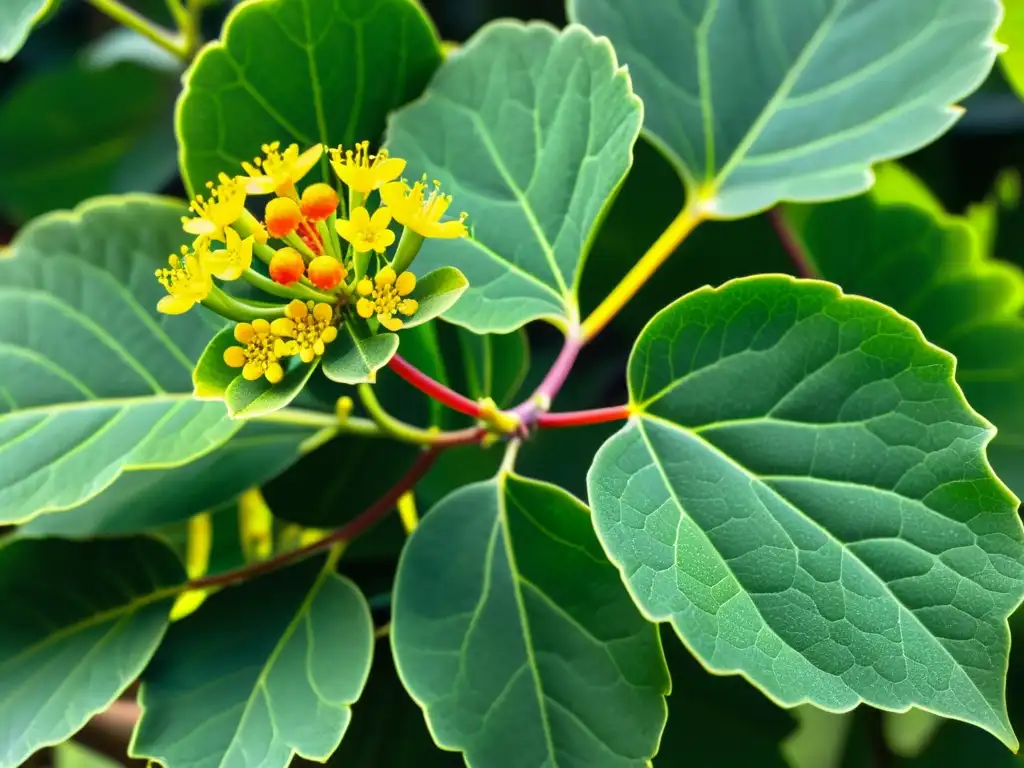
[2,0,1024,766]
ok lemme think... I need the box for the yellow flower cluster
[156,137,468,387]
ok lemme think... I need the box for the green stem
[164,0,200,56]
[256,407,380,436]
[357,384,482,447]
[284,232,318,262]
[203,286,286,322]
[242,268,336,303]
[391,227,424,274]
[86,0,187,59]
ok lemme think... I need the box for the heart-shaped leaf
[177,0,441,194]
[0,0,56,61]
[386,22,643,333]
[781,164,1024,498]
[0,537,183,767]
[132,556,374,768]
[0,196,320,526]
[322,324,399,384]
[587,274,1024,747]
[392,473,669,767]
[403,266,467,329]
[569,0,1000,217]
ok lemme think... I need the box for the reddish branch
[388,355,483,418]
[188,449,440,590]
[536,404,631,429]
[768,208,820,279]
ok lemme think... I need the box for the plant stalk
[87,0,188,59]
[536,404,631,429]
[387,355,483,418]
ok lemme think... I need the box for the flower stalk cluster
[156,139,468,385]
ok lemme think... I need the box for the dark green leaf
[322,324,399,384]
[0,0,57,61]
[0,196,319,526]
[177,0,441,194]
[392,473,669,767]
[0,537,183,767]
[588,275,1024,747]
[403,267,468,329]
[455,327,529,408]
[132,557,374,768]
[0,62,174,221]
[569,0,1000,217]
[386,21,643,333]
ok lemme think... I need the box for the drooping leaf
[403,267,468,329]
[386,21,643,333]
[587,275,1024,747]
[0,62,174,221]
[132,557,375,768]
[0,537,184,767]
[0,0,57,61]
[392,473,669,767]
[322,324,399,384]
[176,0,441,194]
[0,196,318,526]
[781,166,1024,499]
[569,0,1000,217]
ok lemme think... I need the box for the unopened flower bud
[307,255,346,290]
[269,247,305,285]
[300,183,340,221]
[265,197,302,238]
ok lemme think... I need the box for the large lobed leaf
[0,196,317,528]
[386,21,643,334]
[0,537,184,767]
[392,473,669,767]
[569,0,1001,217]
[588,275,1024,747]
[177,0,442,194]
[132,556,374,768]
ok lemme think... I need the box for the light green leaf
[0,0,56,61]
[999,0,1024,102]
[176,0,441,194]
[392,473,669,768]
[781,168,1024,499]
[782,706,854,768]
[403,267,468,329]
[322,324,399,384]
[569,0,1000,217]
[386,21,643,333]
[0,62,173,221]
[132,556,374,768]
[884,708,945,758]
[0,537,184,767]
[587,275,1024,747]
[456,327,529,408]
[0,195,318,526]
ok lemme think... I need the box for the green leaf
[455,327,529,408]
[386,21,643,333]
[176,0,441,194]
[403,267,468,329]
[587,275,1024,747]
[654,626,794,766]
[569,0,1001,217]
[132,556,374,768]
[781,167,1024,500]
[782,706,855,768]
[327,646,464,767]
[0,195,318,526]
[0,537,184,767]
[999,0,1024,103]
[322,324,399,384]
[0,0,57,61]
[392,473,669,767]
[0,62,174,222]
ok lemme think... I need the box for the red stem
[768,208,820,278]
[188,449,440,590]
[388,355,483,418]
[536,404,631,429]
[511,333,583,425]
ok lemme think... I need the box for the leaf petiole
[86,0,189,59]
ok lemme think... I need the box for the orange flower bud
[269,247,305,285]
[265,197,302,238]
[300,183,340,221]
[307,255,346,290]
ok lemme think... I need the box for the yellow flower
[155,245,213,315]
[275,300,338,363]
[328,141,405,195]
[356,265,417,331]
[335,206,396,254]
[182,174,247,241]
[242,142,323,196]
[203,227,254,281]
[222,318,294,383]
[379,177,467,239]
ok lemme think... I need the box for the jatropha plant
[2,0,1024,766]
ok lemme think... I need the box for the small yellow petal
[271,317,295,337]
[313,302,333,322]
[242,361,264,380]
[265,362,285,384]
[370,207,393,229]
[157,295,193,315]
[398,298,418,316]
[223,346,247,368]
[376,265,396,287]
[379,181,406,209]
[335,219,355,243]
[375,157,406,186]
[286,299,308,320]
[274,338,295,357]
[313,339,325,356]
[379,314,403,332]
[234,323,255,343]
[374,229,396,252]
[293,144,324,180]
[300,347,315,363]
[356,298,375,318]
[396,270,416,296]
[251,318,271,334]
[321,326,338,343]
[183,218,216,236]
[357,278,373,296]
[351,206,371,228]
